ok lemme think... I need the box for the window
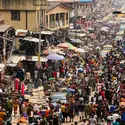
[11,11,20,21]
[66,12,68,20]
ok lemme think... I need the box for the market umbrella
[68,88,75,92]
[70,39,83,44]
[96,46,101,50]
[101,27,109,32]
[103,44,113,48]
[75,48,86,53]
[78,68,84,73]
[46,53,65,61]
[79,97,84,101]
[57,42,77,50]
[49,77,55,81]
[43,50,55,55]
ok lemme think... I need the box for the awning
[33,31,54,35]
[0,25,13,33]
[15,29,29,37]
[23,37,44,43]
[7,55,26,64]
[32,56,48,62]
[6,63,17,67]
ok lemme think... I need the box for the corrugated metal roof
[0,25,13,33]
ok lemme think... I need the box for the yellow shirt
[61,105,66,112]
[0,111,6,122]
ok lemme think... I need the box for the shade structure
[103,45,113,48]
[43,48,63,55]
[70,39,83,44]
[46,53,65,61]
[49,77,55,81]
[75,48,86,53]
[43,50,55,55]
[101,27,109,32]
[57,42,77,50]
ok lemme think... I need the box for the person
[0,109,6,124]
[61,103,66,122]
[74,122,78,125]
[100,119,107,125]
[69,103,75,122]
[81,119,88,125]
[121,111,125,124]
[89,115,97,125]
[6,97,13,117]
[13,98,19,117]
[113,119,120,125]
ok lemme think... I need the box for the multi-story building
[0,0,43,30]
[0,0,72,31]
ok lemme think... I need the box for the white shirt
[112,113,120,122]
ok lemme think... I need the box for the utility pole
[38,7,42,68]
[33,0,49,68]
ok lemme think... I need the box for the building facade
[0,0,72,31]
[0,0,42,30]
[45,3,72,31]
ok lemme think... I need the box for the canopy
[33,31,54,35]
[23,37,44,43]
[46,53,65,61]
[103,45,113,48]
[7,55,26,64]
[15,29,29,37]
[32,56,48,62]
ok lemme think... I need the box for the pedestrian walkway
[12,86,44,125]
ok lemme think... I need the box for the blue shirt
[121,112,125,121]
[110,105,116,112]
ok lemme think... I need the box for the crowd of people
[0,6,125,125]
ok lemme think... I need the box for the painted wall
[0,10,38,30]
[46,6,70,30]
